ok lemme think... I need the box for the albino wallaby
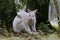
[13,9,38,35]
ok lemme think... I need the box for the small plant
[38,22,55,34]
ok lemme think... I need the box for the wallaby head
[27,9,37,25]
[27,9,37,22]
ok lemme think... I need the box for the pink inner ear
[33,9,37,13]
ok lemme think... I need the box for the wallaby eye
[32,15,34,17]
[29,15,31,16]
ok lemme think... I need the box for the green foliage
[38,22,49,30]
[38,22,50,33]
[0,0,16,32]
[16,0,27,10]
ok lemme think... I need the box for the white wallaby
[13,9,38,35]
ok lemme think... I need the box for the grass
[0,32,60,40]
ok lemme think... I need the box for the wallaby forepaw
[32,32,39,35]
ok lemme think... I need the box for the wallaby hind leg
[23,23,32,34]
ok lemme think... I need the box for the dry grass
[0,32,60,40]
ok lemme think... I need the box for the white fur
[13,9,38,35]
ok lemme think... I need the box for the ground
[0,31,60,40]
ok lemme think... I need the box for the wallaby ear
[17,13,21,18]
[32,9,37,13]
[22,5,26,11]
[27,9,31,12]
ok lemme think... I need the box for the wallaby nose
[28,19,34,25]
[29,19,33,21]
